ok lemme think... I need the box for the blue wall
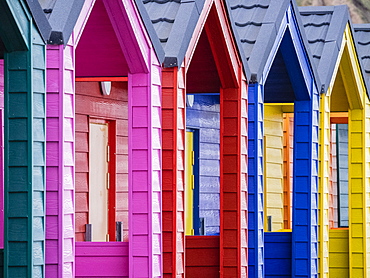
[186,95,220,235]
[265,232,292,277]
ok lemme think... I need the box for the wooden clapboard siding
[264,105,284,231]
[265,232,292,277]
[2,6,47,277]
[149,59,162,277]
[75,81,128,242]
[128,61,163,278]
[0,59,3,250]
[248,83,264,277]
[186,95,220,235]
[45,38,75,277]
[75,242,128,277]
[329,229,349,276]
[283,114,293,229]
[162,66,185,277]
[318,93,331,277]
[185,236,219,277]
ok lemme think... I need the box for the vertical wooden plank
[128,49,162,278]
[349,106,369,277]
[292,92,319,277]
[45,36,75,278]
[161,66,185,278]
[247,83,264,278]
[318,94,330,278]
[220,82,243,277]
[4,21,46,278]
[150,52,162,277]
[240,75,248,277]
[0,59,3,250]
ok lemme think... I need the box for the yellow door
[185,131,194,235]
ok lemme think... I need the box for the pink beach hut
[42,0,163,276]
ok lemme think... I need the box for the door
[89,122,109,241]
[186,131,194,235]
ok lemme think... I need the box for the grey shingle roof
[135,0,205,67]
[26,0,84,46]
[226,0,320,90]
[354,24,370,91]
[299,5,349,94]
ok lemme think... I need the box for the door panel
[186,131,194,235]
[89,123,109,241]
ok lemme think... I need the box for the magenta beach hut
[41,0,163,276]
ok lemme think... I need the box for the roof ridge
[152,18,175,23]
[235,21,262,27]
[143,0,181,4]
[303,22,330,28]
[307,38,326,43]
[358,41,370,46]
[230,4,268,10]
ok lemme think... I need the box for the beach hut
[0,0,51,276]
[300,7,370,276]
[136,0,248,275]
[227,0,320,276]
[70,0,164,277]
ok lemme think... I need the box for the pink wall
[0,60,3,107]
[75,242,129,277]
[45,38,75,277]
[0,59,3,249]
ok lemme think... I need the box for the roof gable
[299,5,349,94]
[226,0,319,91]
[26,0,84,46]
[136,0,205,67]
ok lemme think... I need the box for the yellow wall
[264,105,284,231]
[329,229,349,276]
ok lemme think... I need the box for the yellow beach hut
[300,6,370,277]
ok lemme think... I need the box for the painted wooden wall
[329,229,349,276]
[2,11,47,278]
[264,105,284,231]
[162,66,186,277]
[75,81,128,241]
[265,232,292,277]
[248,83,264,277]
[0,59,3,250]
[185,236,219,276]
[186,95,220,235]
[128,62,163,277]
[45,38,75,277]
[75,242,128,277]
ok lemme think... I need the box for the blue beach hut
[226,0,320,276]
